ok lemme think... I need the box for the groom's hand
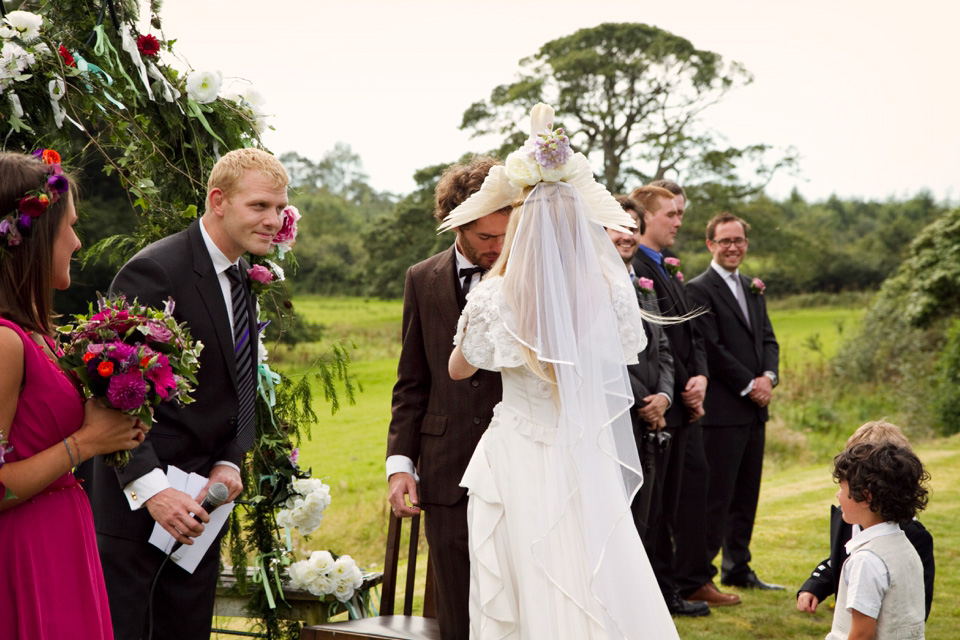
[388,472,420,517]
[146,488,207,545]
[208,464,243,502]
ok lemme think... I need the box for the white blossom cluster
[275,477,331,535]
[1,11,44,94]
[287,550,365,603]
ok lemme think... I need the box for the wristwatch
[763,371,779,387]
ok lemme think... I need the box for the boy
[798,421,934,619]
[826,442,929,640]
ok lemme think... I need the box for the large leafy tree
[461,22,795,195]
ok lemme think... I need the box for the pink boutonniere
[663,256,683,281]
[635,276,655,295]
[750,277,766,295]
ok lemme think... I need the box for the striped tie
[227,265,256,453]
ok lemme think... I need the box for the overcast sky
[153,0,959,204]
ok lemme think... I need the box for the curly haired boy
[825,442,929,640]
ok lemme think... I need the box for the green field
[226,296,957,639]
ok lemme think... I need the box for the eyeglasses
[710,237,747,248]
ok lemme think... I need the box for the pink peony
[247,264,274,284]
[107,371,148,410]
[272,205,300,250]
[145,355,177,399]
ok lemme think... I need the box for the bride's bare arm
[449,343,478,380]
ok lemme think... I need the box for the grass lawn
[214,296,957,639]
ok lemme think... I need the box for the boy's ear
[862,489,873,508]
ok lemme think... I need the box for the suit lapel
[743,274,764,358]
[707,268,751,332]
[188,222,240,390]
[635,251,685,316]
[432,245,462,335]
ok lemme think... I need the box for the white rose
[241,86,266,107]
[310,550,335,572]
[539,165,566,183]
[333,580,356,603]
[505,147,542,189]
[186,70,222,104]
[4,11,43,41]
[308,574,336,597]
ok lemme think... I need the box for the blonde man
[82,148,289,640]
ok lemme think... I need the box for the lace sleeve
[610,279,646,364]
[453,276,525,372]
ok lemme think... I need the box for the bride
[446,104,679,639]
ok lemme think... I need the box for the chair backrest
[381,511,435,617]
[299,511,439,640]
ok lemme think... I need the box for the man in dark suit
[686,212,782,591]
[81,149,290,639]
[386,157,508,640]
[609,195,674,541]
[629,185,729,616]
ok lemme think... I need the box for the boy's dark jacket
[798,505,934,620]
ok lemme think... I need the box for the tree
[461,23,795,196]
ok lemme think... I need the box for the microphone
[168,482,229,556]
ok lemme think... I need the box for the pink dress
[0,318,114,639]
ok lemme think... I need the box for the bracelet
[63,438,79,470]
[70,435,81,466]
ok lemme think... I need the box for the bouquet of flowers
[58,295,203,467]
[287,550,365,603]
[275,477,332,536]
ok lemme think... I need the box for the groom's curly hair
[433,156,502,225]
[833,442,930,525]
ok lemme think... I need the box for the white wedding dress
[456,275,679,640]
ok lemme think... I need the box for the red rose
[83,352,96,363]
[136,34,161,57]
[97,361,115,377]
[19,196,48,218]
[58,46,76,68]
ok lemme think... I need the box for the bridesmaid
[0,150,145,639]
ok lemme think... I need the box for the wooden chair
[300,512,440,640]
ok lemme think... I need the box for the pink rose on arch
[272,205,300,253]
[247,264,274,284]
[676,271,684,283]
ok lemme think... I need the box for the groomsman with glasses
[686,212,783,593]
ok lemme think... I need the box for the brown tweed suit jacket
[386,246,502,506]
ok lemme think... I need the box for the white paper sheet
[147,465,235,574]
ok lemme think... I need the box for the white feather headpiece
[438,103,635,233]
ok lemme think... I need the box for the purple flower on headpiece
[106,371,149,411]
[0,219,10,235]
[18,214,32,229]
[48,174,69,195]
[533,128,572,170]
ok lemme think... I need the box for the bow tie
[459,266,486,280]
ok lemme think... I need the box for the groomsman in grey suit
[386,156,509,639]
[609,195,674,540]
[686,212,783,591]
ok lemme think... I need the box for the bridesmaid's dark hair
[0,152,74,334]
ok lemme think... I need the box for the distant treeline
[59,150,950,312]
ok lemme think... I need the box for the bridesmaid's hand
[74,399,145,461]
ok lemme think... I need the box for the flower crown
[0,149,70,251]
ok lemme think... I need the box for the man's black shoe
[721,570,785,591]
[665,591,710,617]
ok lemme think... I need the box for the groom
[81,148,290,639]
[386,156,509,639]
